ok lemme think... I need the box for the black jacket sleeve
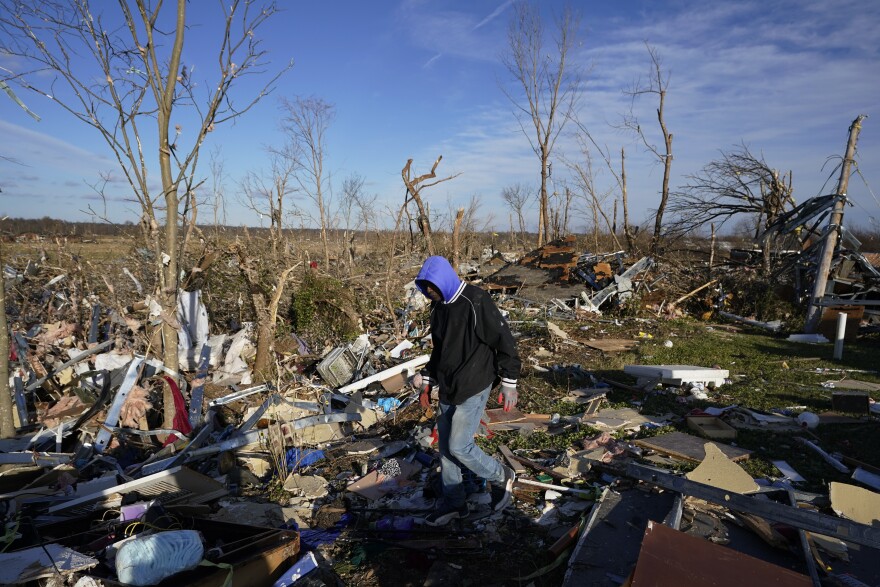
[472,292,521,384]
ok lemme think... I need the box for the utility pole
[804,115,866,333]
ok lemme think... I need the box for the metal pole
[805,115,866,332]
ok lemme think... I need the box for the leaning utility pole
[804,115,866,333]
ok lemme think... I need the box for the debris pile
[0,236,877,586]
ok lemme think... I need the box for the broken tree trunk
[0,243,13,438]
[401,156,459,256]
[805,115,866,333]
[451,207,465,271]
[621,147,634,253]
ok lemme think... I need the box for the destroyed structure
[0,221,877,587]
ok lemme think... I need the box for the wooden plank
[498,444,527,475]
[626,463,880,550]
[634,431,751,463]
[583,339,639,353]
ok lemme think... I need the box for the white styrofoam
[624,364,729,387]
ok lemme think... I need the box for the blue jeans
[436,385,504,507]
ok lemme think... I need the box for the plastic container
[115,530,204,586]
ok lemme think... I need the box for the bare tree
[501,183,532,245]
[570,114,634,252]
[1,0,288,427]
[339,173,371,274]
[501,1,582,248]
[0,241,11,438]
[667,144,794,270]
[567,133,623,251]
[401,156,460,255]
[239,149,297,258]
[279,96,334,269]
[209,148,229,232]
[623,43,673,256]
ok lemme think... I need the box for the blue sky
[1,0,878,235]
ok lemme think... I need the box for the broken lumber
[625,463,880,549]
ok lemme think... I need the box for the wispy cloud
[396,1,507,63]
[411,0,880,228]
[473,0,513,31]
[423,53,442,69]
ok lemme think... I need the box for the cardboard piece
[829,482,880,526]
[583,339,638,353]
[635,431,751,463]
[346,460,421,500]
[345,391,378,431]
[546,320,569,339]
[283,473,329,499]
[685,443,759,494]
[582,407,653,431]
[687,415,737,440]
[630,521,812,586]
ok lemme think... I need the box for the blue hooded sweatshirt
[415,256,463,303]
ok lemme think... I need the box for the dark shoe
[491,465,516,511]
[424,503,469,527]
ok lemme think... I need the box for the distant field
[3,235,135,264]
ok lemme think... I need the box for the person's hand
[413,372,434,409]
[498,383,518,412]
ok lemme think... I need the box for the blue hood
[415,256,461,302]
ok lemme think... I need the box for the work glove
[412,372,435,409]
[498,382,518,412]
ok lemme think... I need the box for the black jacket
[424,283,521,405]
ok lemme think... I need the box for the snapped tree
[667,144,795,272]
[0,0,288,427]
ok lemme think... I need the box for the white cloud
[396,0,880,229]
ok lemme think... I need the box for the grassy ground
[507,317,880,493]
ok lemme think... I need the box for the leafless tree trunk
[280,96,335,269]
[502,1,582,248]
[501,183,531,246]
[623,43,673,257]
[709,223,716,277]
[0,0,288,428]
[451,208,465,270]
[621,148,634,252]
[209,149,228,236]
[401,156,460,255]
[0,243,12,438]
[339,173,370,276]
[569,147,623,251]
[240,151,297,259]
[234,243,298,382]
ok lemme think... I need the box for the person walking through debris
[413,255,521,526]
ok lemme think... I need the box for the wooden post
[805,115,866,333]
[708,223,716,278]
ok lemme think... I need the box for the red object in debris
[309,261,318,269]
[430,426,438,446]
[162,376,193,446]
